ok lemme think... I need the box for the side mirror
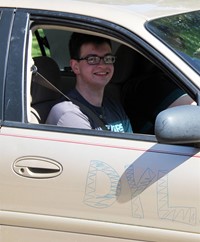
[155,105,200,144]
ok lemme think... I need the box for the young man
[46,33,133,133]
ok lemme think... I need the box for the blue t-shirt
[68,89,133,133]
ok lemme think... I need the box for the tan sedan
[0,0,199,241]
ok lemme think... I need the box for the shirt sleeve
[46,101,92,129]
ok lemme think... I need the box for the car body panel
[0,0,200,20]
[0,126,199,241]
[1,225,145,242]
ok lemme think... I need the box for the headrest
[111,45,138,84]
[111,45,158,84]
[31,56,61,105]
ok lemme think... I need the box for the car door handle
[13,156,62,178]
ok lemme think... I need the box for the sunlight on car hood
[72,0,200,19]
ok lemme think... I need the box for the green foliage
[32,29,50,57]
[148,11,200,57]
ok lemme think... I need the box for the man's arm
[46,101,92,129]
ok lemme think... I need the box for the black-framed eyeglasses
[76,54,116,65]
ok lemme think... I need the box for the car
[0,0,200,241]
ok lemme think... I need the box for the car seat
[109,44,186,134]
[105,44,138,101]
[31,56,62,123]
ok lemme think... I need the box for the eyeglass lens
[80,55,116,65]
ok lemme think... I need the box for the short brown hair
[69,32,112,59]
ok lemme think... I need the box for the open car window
[30,24,195,135]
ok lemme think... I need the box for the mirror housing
[155,105,200,144]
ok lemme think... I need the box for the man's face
[71,42,114,90]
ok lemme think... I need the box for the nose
[97,57,106,65]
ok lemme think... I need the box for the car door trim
[1,211,199,242]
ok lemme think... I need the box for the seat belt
[31,65,108,130]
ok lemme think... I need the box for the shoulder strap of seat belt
[31,65,108,131]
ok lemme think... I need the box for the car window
[147,10,200,75]
[29,24,195,135]
[32,29,51,58]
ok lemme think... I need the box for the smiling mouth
[94,71,109,76]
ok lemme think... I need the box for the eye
[87,56,100,64]
[104,55,116,64]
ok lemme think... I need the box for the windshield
[147,10,200,75]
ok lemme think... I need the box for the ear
[70,59,80,74]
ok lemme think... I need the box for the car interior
[29,26,194,135]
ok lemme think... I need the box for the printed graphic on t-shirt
[106,123,125,132]
[95,123,125,132]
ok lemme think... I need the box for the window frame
[4,10,30,122]
[0,8,15,124]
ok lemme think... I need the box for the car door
[0,8,199,242]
